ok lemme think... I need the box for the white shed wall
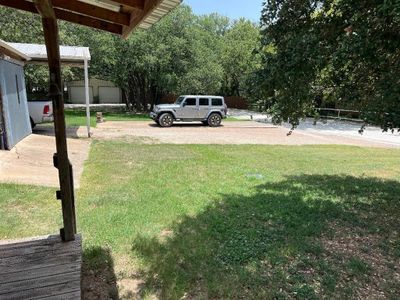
[67,79,122,104]
[0,59,31,149]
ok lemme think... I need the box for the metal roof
[0,39,31,62]
[0,0,182,38]
[7,42,91,65]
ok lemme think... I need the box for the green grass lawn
[1,143,399,299]
[64,110,150,127]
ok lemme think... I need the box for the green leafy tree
[1,4,262,111]
[257,0,400,131]
[221,19,261,97]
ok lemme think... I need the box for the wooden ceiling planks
[0,0,181,37]
[0,0,123,34]
[52,0,131,26]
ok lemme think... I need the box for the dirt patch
[93,121,398,148]
[320,222,400,299]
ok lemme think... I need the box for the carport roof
[7,42,91,66]
[0,39,31,62]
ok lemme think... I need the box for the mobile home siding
[0,59,31,149]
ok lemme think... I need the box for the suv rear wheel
[208,113,222,127]
[159,113,174,127]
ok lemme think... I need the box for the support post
[84,59,91,138]
[35,0,76,241]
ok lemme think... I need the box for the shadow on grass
[132,175,400,299]
[82,246,119,300]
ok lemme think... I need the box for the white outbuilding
[0,40,32,150]
[8,42,92,137]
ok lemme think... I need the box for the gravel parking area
[94,121,399,148]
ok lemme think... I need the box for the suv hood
[155,104,180,110]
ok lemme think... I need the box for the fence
[316,108,363,122]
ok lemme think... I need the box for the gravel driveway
[93,121,399,148]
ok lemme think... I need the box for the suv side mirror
[182,102,186,107]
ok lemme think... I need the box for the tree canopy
[2,2,398,129]
[0,5,260,110]
[256,0,400,131]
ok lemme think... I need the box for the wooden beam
[0,0,36,14]
[110,0,144,10]
[0,0,123,35]
[55,9,123,34]
[122,0,162,38]
[52,0,130,26]
[34,0,76,242]
[35,0,56,18]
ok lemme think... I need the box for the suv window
[212,98,223,106]
[199,98,209,106]
[184,98,197,106]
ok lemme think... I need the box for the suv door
[178,97,198,119]
[198,97,210,119]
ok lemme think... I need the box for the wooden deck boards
[0,234,81,300]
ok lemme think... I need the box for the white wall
[0,59,32,149]
[67,79,122,104]
[69,86,94,104]
[99,87,121,104]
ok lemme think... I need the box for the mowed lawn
[64,110,150,128]
[63,110,242,128]
[1,142,400,299]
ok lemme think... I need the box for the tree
[257,0,400,131]
[0,4,262,111]
[221,19,261,97]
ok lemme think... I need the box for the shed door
[99,87,120,103]
[69,86,93,104]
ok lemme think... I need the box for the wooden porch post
[35,0,76,241]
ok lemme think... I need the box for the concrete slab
[0,131,90,188]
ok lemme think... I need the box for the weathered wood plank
[0,262,80,284]
[0,251,81,274]
[0,279,80,300]
[0,235,81,258]
[39,289,81,300]
[0,234,81,299]
[0,272,80,295]
[0,234,61,247]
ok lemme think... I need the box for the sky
[183,0,264,22]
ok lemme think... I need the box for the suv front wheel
[208,113,222,127]
[159,113,174,127]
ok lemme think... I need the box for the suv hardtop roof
[181,95,224,99]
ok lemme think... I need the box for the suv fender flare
[205,110,223,119]
[157,110,177,119]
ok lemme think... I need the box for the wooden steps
[0,234,81,299]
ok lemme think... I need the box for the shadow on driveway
[33,125,83,139]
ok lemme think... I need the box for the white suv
[150,95,227,127]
